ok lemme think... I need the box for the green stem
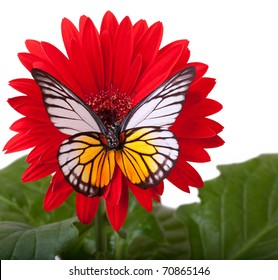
[114,231,121,260]
[95,199,106,257]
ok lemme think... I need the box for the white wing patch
[121,66,196,131]
[31,69,106,135]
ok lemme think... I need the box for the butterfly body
[105,123,121,150]
[32,66,196,197]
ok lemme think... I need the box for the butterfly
[31,66,196,197]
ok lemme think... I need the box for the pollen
[86,90,133,127]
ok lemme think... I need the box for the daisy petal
[9,78,41,100]
[22,161,58,182]
[44,172,73,211]
[106,183,129,231]
[128,182,153,212]
[100,11,118,39]
[112,16,133,90]
[76,193,101,224]
[169,160,204,190]
[103,166,122,206]
[133,44,183,103]
[81,17,104,90]
[133,21,163,71]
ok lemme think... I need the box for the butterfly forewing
[120,66,196,131]
[116,127,179,188]
[58,132,115,197]
[31,69,107,136]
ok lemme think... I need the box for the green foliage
[0,218,79,260]
[1,155,278,259]
[177,154,278,259]
[0,158,75,225]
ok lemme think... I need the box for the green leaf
[0,157,75,225]
[152,205,190,259]
[0,218,79,259]
[177,154,278,259]
[110,198,190,260]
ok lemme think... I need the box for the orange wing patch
[58,132,115,197]
[116,127,179,188]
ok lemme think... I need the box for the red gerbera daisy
[4,11,223,231]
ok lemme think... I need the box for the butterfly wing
[116,127,178,188]
[120,66,196,131]
[32,69,113,196]
[117,67,195,188]
[31,69,107,135]
[58,132,115,197]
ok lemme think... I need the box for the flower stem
[114,231,121,259]
[95,199,106,258]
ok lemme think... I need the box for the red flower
[4,11,223,230]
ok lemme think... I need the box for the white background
[0,0,278,207]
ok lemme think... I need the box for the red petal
[50,170,73,192]
[25,40,47,59]
[18,53,43,71]
[9,78,41,100]
[7,96,48,122]
[4,132,42,153]
[186,99,223,118]
[194,135,225,148]
[41,42,83,97]
[100,31,112,91]
[121,54,142,95]
[106,182,129,231]
[203,118,224,134]
[172,118,216,139]
[170,49,190,75]
[179,140,211,162]
[103,166,122,206]
[133,19,148,46]
[128,182,153,212]
[100,11,118,39]
[188,77,216,104]
[26,138,61,164]
[158,40,189,75]
[133,44,183,103]
[10,117,42,132]
[152,182,164,196]
[69,38,97,97]
[76,193,100,224]
[112,16,133,91]
[44,172,73,211]
[188,62,208,86]
[81,17,104,90]
[22,161,58,182]
[61,17,80,58]
[169,160,204,190]
[79,15,88,33]
[133,21,163,71]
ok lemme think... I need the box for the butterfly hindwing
[31,69,107,136]
[120,66,196,131]
[58,132,115,197]
[116,127,179,188]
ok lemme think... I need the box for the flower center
[86,90,133,128]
